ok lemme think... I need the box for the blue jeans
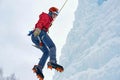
[31,30,57,69]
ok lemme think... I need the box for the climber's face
[52,13,58,19]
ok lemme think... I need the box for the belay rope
[50,0,69,30]
[59,0,69,14]
[53,0,69,22]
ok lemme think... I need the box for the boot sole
[32,67,44,80]
[37,74,44,80]
[48,65,64,72]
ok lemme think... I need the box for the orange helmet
[49,7,58,12]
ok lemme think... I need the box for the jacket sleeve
[35,13,49,30]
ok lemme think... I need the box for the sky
[0,0,78,80]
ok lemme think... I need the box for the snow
[53,0,120,80]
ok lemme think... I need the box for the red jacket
[35,12,53,32]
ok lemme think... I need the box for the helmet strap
[48,11,53,17]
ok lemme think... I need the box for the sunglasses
[52,11,59,16]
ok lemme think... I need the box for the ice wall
[53,0,120,80]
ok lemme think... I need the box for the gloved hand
[33,28,41,37]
